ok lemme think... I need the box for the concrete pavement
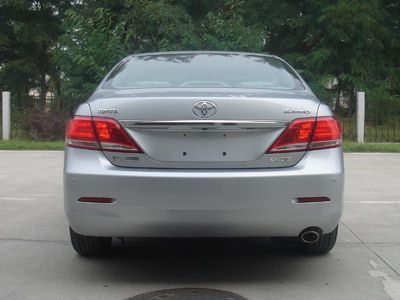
[0,151,400,299]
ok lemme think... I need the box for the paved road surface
[0,151,400,299]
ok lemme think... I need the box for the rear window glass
[103,53,304,90]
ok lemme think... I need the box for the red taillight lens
[309,117,341,150]
[66,117,100,150]
[66,116,142,153]
[267,118,315,153]
[267,117,341,153]
[92,117,142,152]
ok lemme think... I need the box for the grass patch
[343,142,400,153]
[0,139,64,150]
[0,139,399,152]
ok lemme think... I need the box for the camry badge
[192,101,217,118]
[284,108,311,114]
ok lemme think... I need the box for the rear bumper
[64,147,344,237]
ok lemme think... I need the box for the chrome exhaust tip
[300,229,321,244]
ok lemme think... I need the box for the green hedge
[0,140,399,152]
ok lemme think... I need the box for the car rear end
[64,52,344,255]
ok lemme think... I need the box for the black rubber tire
[298,225,338,255]
[69,227,112,256]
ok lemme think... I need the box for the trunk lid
[88,88,320,168]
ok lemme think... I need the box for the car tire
[298,225,338,255]
[69,227,111,256]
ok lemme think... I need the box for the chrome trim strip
[120,120,288,131]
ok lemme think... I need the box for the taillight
[309,117,342,150]
[66,117,100,150]
[66,116,142,153]
[267,116,341,153]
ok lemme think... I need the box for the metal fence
[2,90,400,143]
[335,93,400,143]
[337,117,400,143]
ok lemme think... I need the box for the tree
[1,0,399,117]
[0,0,70,107]
[254,0,393,111]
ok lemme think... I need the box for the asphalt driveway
[0,151,399,299]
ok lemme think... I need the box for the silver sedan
[64,51,344,256]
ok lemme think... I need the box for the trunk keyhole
[183,152,187,156]
[223,152,226,156]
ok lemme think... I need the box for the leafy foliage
[0,0,71,103]
[19,108,67,140]
[0,0,399,128]
[53,6,128,103]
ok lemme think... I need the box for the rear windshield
[103,53,304,90]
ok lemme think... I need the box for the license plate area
[175,131,232,160]
[128,129,278,162]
